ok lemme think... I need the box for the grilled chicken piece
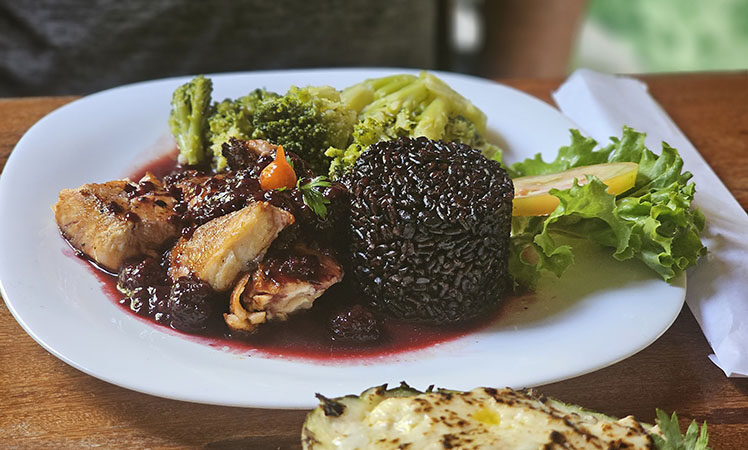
[166,140,279,228]
[168,202,293,291]
[168,170,254,228]
[53,173,179,272]
[221,138,313,175]
[165,139,317,231]
[224,245,343,333]
[222,138,277,169]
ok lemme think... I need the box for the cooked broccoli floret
[206,99,250,171]
[169,73,497,175]
[326,71,501,177]
[169,78,354,174]
[443,115,502,162]
[237,88,280,112]
[250,86,355,174]
[207,88,277,171]
[168,75,213,166]
[326,114,401,178]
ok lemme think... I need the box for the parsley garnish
[653,409,710,450]
[297,176,331,219]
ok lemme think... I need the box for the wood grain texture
[1,73,747,449]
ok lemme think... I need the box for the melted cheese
[303,387,656,449]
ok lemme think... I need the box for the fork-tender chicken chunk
[224,245,343,333]
[53,173,179,272]
[221,138,278,170]
[164,139,313,230]
[168,202,293,291]
[168,169,259,229]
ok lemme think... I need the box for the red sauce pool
[65,150,503,363]
[128,149,180,180]
[79,260,500,363]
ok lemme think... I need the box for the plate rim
[0,68,686,408]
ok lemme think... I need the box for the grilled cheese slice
[303,385,659,450]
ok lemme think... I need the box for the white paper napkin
[552,69,748,377]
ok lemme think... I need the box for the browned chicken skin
[165,139,284,230]
[168,202,294,292]
[53,173,179,272]
[225,244,344,333]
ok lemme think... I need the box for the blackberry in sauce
[167,276,217,331]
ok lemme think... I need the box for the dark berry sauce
[129,148,180,180]
[77,260,499,363]
[61,150,502,364]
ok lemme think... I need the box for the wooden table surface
[1,73,747,449]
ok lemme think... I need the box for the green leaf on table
[652,409,710,450]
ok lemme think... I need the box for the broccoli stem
[362,79,432,117]
[370,74,417,96]
[420,72,487,134]
[341,84,375,114]
[414,97,450,139]
[168,75,213,166]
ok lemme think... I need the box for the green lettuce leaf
[509,127,706,289]
[508,129,604,178]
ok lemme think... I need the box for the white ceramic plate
[0,69,685,408]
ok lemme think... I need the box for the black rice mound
[345,137,514,323]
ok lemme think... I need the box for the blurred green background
[574,0,748,73]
